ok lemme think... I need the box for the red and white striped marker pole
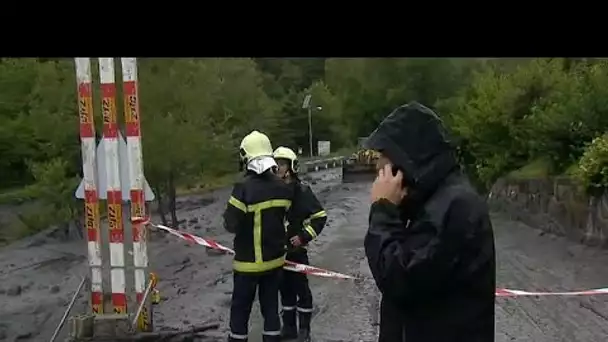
[75,58,104,315]
[121,58,152,331]
[99,58,128,315]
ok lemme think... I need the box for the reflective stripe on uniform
[297,306,314,313]
[233,255,285,272]
[302,210,326,239]
[308,210,327,220]
[231,199,291,273]
[247,199,292,212]
[282,306,296,311]
[304,224,317,239]
[229,332,248,339]
[263,330,281,336]
[249,200,291,264]
[229,196,247,212]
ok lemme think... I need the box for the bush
[574,133,608,195]
[445,59,565,187]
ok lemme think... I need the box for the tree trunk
[168,170,178,226]
[154,186,168,226]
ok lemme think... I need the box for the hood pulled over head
[364,101,458,201]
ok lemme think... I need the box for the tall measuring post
[121,57,153,332]
[74,57,156,335]
[99,58,128,316]
[75,58,104,315]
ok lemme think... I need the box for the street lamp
[302,95,323,158]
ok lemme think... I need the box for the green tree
[138,58,285,225]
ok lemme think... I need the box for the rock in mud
[49,285,60,294]
[45,222,83,242]
[7,285,22,296]
[194,225,202,230]
[26,238,47,247]
[205,248,226,257]
[218,296,232,307]
[16,332,33,340]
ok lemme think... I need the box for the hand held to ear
[370,164,407,205]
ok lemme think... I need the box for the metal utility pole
[308,104,313,158]
[303,94,313,158]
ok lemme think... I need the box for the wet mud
[1,169,608,341]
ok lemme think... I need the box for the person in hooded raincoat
[363,102,496,342]
[223,130,294,342]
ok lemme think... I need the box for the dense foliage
[2,57,608,240]
[574,133,608,195]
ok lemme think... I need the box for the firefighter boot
[280,310,298,340]
[228,337,247,342]
[298,311,312,342]
[263,334,281,342]
[297,330,311,342]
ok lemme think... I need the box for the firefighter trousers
[280,251,313,333]
[229,268,283,342]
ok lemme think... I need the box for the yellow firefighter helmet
[240,130,273,163]
[273,146,299,173]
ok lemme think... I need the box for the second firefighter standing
[273,147,328,342]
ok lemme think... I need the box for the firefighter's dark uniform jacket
[224,170,294,273]
[285,181,327,260]
[364,102,496,342]
[280,179,326,337]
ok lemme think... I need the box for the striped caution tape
[284,261,355,280]
[132,218,608,295]
[132,217,355,280]
[154,222,236,254]
[496,288,608,297]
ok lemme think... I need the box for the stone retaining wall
[489,177,608,248]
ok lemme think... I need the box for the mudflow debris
[2,169,608,341]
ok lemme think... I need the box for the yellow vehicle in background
[342,137,380,183]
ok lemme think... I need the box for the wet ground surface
[1,168,608,341]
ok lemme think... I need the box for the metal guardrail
[301,156,347,174]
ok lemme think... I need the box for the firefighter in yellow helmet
[273,146,328,342]
[224,131,295,342]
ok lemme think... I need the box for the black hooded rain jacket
[363,102,496,342]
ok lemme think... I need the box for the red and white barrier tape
[132,218,355,280]
[132,218,608,295]
[496,288,608,297]
[283,260,354,280]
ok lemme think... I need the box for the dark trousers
[280,251,313,332]
[229,268,283,341]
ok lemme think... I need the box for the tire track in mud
[493,214,608,342]
[302,183,380,342]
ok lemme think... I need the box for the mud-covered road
[2,168,608,341]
